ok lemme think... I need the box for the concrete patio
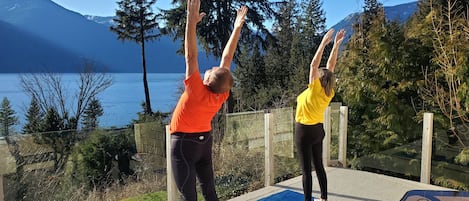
[228,167,451,201]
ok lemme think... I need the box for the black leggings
[295,123,327,200]
[170,132,218,201]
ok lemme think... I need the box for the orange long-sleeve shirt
[169,71,229,134]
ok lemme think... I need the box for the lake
[0,73,185,130]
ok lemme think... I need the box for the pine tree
[82,98,104,129]
[42,107,62,132]
[23,97,43,134]
[161,0,276,58]
[335,0,425,155]
[233,0,327,110]
[111,0,159,115]
[257,0,298,109]
[289,0,326,95]
[37,107,72,171]
[265,0,296,88]
[233,43,268,111]
[0,97,18,136]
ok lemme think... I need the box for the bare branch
[74,63,113,124]
[20,61,113,130]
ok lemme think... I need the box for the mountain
[0,19,87,73]
[0,0,417,73]
[331,1,418,42]
[0,0,216,73]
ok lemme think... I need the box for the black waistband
[171,132,211,139]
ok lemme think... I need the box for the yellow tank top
[295,78,334,125]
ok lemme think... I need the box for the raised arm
[309,29,334,84]
[185,0,206,78]
[219,6,248,70]
[327,29,346,73]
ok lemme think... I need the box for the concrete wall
[134,123,166,171]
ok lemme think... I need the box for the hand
[234,6,248,29]
[321,29,334,45]
[335,29,346,44]
[187,0,206,25]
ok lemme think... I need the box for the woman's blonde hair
[319,68,335,97]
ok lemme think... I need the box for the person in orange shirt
[169,0,248,200]
[295,28,345,201]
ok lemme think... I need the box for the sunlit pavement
[228,167,452,201]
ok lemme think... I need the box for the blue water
[0,73,184,129]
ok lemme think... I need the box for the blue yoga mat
[258,190,305,201]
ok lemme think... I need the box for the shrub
[71,129,135,190]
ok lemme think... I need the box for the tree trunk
[141,28,153,115]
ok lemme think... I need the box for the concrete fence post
[265,113,275,186]
[323,106,332,166]
[420,113,434,184]
[166,125,178,201]
[0,175,3,201]
[338,106,348,168]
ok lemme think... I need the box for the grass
[121,191,167,201]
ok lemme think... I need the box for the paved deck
[228,167,451,201]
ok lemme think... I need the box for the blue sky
[50,0,417,28]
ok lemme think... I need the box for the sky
[50,0,417,28]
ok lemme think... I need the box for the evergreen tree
[73,130,134,189]
[233,0,327,110]
[258,0,298,109]
[42,107,62,132]
[23,97,43,134]
[37,107,73,171]
[367,20,423,144]
[265,0,296,88]
[111,0,159,115]
[82,98,104,129]
[161,0,277,58]
[336,0,424,156]
[409,0,469,145]
[0,97,18,136]
[335,0,385,155]
[233,44,268,111]
[289,0,326,95]
[300,0,326,36]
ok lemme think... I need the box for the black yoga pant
[295,123,327,200]
[171,132,218,201]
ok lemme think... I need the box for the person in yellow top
[295,28,345,201]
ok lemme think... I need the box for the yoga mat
[258,190,305,201]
